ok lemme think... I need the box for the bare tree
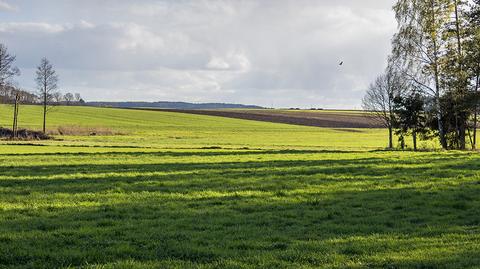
[362,69,405,148]
[0,44,20,91]
[64,92,74,105]
[52,92,63,104]
[12,90,21,138]
[5,86,32,138]
[0,44,20,124]
[74,93,81,103]
[35,57,58,133]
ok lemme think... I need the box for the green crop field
[0,105,479,268]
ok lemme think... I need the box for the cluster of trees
[0,44,84,136]
[364,0,480,150]
[52,92,85,106]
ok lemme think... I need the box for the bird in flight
[339,61,343,66]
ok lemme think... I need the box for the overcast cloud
[0,0,396,108]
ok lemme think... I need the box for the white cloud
[116,23,165,51]
[0,22,66,33]
[206,57,230,70]
[78,20,95,29]
[0,0,16,12]
[1,0,396,108]
[206,51,251,71]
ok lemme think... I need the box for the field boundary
[122,108,383,128]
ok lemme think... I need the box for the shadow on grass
[0,151,479,268]
[1,154,479,194]
[0,148,363,157]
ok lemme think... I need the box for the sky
[0,0,397,109]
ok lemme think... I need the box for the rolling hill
[0,104,477,268]
[86,101,264,109]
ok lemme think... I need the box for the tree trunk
[14,96,19,137]
[454,0,463,62]
[43,101,46,134]
[388,126,393,149]
[12,99,17,138]
[454,108,462,149]
[0,84,3,128]
[430,3,447,150]
[474,74,479,150]
[413,130,417,151]
[12,93,19,138]
[388,95,395,149]
[434,74,447,149]
[459,119,466,150]
[453,0,467,150]
[43,85,47,134]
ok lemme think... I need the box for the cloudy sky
[0,0,396,108]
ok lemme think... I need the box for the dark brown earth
[132,108,384,128]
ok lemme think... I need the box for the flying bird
[339,61,343,66]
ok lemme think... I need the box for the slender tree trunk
[15,100,18,136]
[433,37,447,149]
[474,74,479,149]
[454,107,460,148]
[12,93,19,138]
[475,113,478,150]
[454,0,463,60]
[453,0,467,150]
[0,84,3,128]
[413,130,417,151]
[434,68,446,149]
[43,83,47,134]
[431,4,447,149]
[12,99,17,138]
[388,126,393,149]
[43,99,46,133]
[14,96,19,137]
[459,119,466,149]
[467,127,473,148]
[400,135,405,150]
[388,94,394,149]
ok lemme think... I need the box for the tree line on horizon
[364,0,480,151]
[0,44,84,136]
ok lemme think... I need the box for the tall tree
[441,0,471,149]
[393,91,428,151]
[64,92,74,105]
[0,44,20,127]
[0,44,20,92]
[392,0,451,149]
[362,68,404,148]
[35,58,58,133]
[465,0,480,149]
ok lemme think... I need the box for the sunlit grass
[0,105,437,150]
[0,105,478,268]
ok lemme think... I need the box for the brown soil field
[133,108,383,128]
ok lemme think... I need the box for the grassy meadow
[0,105,397,151]
[0,105,479,268]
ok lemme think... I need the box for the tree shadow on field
[1,154,478,196]
[0,151,479,268]
[0,148,361,157]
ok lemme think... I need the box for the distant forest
[86,101,264,110]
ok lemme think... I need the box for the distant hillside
[86,101,264,109]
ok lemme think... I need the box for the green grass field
[0,105,479,268]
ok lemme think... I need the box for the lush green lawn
[0,105,478,268]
